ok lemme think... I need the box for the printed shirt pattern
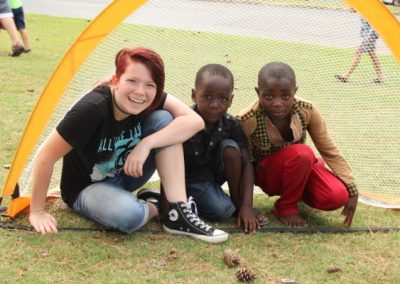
[56,86,146,206]
[91,123,142,181]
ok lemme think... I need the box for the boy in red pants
[238,62,358,227]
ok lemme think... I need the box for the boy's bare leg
[224,147,242,208]
[225,147,268,230]
[224,147,266,221]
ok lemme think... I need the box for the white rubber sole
[162,225,228,243]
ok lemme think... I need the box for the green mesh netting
[17,0,400,208]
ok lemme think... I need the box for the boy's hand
[237,207,260,233]
[341,194,358,227]
[29,211,58,234]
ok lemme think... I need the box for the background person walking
[335,13,383,84]
[8,0,30,52]
[0,0,24,56]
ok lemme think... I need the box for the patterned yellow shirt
[237,97,358,196]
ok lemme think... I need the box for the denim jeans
[186,139,238,222]
[72,110,173,233]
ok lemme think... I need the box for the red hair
[114,47,165,114]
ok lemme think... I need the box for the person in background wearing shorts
[0,0,24,56]
[335,11,383,84]
[8,0,30,53]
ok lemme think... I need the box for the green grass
[1,12,400,284]
[0,15,87,180]
[1,195,400,283]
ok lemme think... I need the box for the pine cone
[223,249,241,267]
[236,268,256,282]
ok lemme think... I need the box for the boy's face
[256,76,297,121]
[192,74,233,124]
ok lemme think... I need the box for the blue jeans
[186,139,238,222]
[72,110,173,233]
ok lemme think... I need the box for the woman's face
[112,60,157,120]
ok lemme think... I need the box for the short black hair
[195,64,234,88]
[258,62,296,87]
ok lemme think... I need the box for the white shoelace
[180,198,211,232]
[187,196,198,215]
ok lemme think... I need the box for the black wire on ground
[1,221,400,234]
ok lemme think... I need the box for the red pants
[255,144,349,218]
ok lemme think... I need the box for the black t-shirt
[56,86,166,206]
[183,106,248,183]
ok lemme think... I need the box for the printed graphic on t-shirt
[91,123,141,181]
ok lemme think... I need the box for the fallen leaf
[168,249,179,259]
[327,267,342,273]
[279,278,297,283]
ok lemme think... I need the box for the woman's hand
[29,211,58,234]
[123,140,151,177]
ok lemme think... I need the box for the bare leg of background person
[343,50,362,79]
[368,51,383,82]
[19,28,30,50]
[0,17,24,56]
[0,17,21,46]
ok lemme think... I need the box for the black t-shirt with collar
[183,105,248,183]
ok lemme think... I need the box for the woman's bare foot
[279,214,308,227]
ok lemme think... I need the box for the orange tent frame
[1,0,399,217]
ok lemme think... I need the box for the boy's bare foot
[279,214,308,227]
[253,208,269,226]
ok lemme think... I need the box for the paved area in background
[24,0,392,54]
[24,0,112,19]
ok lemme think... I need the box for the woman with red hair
[29,47,228,243]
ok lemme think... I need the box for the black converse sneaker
[136,188,161,209]
[162,200,228,243]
